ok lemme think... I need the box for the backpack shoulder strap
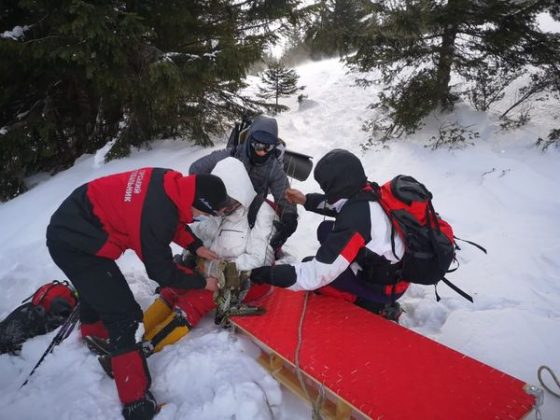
[437,277,474,303]
[248,194,266,229]
[227,117,253,156]
[227,123,240,156]
[367,181,381,201]
[454,235,487,254]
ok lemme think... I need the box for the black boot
[122,391,158,420]
[380,302,403,323]
[355,299,403,323]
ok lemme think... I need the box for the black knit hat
[314,149,367,204]
[193,174,228,215]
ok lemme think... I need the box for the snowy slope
[0,58,559,419]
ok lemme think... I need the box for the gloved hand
[173,251,197,268]
[249,266,272,285]
[250,265,297,288]
[270,212,298,249]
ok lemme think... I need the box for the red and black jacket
[47,168,206,290]
[251,149,410,299]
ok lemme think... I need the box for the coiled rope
[538,365,560,398]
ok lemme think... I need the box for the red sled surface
[231,288,535,420]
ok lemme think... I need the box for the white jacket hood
[211,157,256,208]
[190,156,277,270]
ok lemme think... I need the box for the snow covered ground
[0,57,559,419]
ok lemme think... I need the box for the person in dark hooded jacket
[249,149,410,318]
[46,168,230,420]
[189,115,298,250]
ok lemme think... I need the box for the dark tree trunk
[436,23,458,110]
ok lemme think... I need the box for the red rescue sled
[231,288,536,420]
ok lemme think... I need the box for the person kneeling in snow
[143,157,277,351]
[46,168,230,420]
[250,149,409,321]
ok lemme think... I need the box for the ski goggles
[217,197,242,217]
[251,140,275,153]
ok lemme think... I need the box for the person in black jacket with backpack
[250,149,410,319]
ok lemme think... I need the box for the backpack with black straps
[373,175,485,302]
[0,280,78,354]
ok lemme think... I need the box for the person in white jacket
[142,157,277,352]
[189,157,277,271]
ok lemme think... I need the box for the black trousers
[47,240,143,352]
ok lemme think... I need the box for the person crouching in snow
[46,168,230,420]
[250,149,410,321]
[143,157,277,352]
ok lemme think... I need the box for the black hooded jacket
[254,149,409,296]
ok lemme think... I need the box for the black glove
[249,266,272,285]
[270,212,298,249]
[250,265,297,288]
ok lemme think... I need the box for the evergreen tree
[349,0,560,134]
[279,25,311,67]
[0,0,148,199]
[258,62,300,113]
[305,0,368,58]
[0,0,303,201]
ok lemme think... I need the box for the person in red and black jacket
[250,149,410,320]
[46,167,229,420]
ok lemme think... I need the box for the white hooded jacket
[189,157,278,271]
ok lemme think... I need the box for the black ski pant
[47,239,143,352]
